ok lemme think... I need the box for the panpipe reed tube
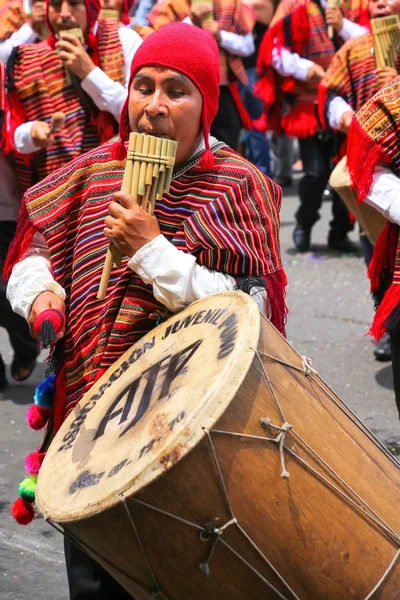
[164,140,178,193]
[131,133,144,202]
[155,139,169,200]
[138,135,151,197]
[113,133,137,267]
[141,136,157,209]
[97,246,114,299]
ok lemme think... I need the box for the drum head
[36,291,260,522]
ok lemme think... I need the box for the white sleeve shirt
[0,22,37,64]
[327,95,354,129]
[13,26,142,153]
[365,166,400,226]
[182,16,255,57]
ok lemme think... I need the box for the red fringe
[110,139,127,161]
[53,361,67,434]
[317,83,328,131]
[370,282,400,341]
[229,82,252,130]
[199,148,214,170]
[367,223,397,293]
[290,3,309,55]
[253,67,276,107]
[346,116,386,203]
[92,111,115,145]
[281,103,318,139]
[262,268,288,337]
[3,202,36,282]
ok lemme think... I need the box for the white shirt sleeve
[219,31,255,57]
[13,121,37,154]
[338,19,368,42]
[128,234,236,312]
[271,46,314,81]
[365,166,400,225]
[181,16,254,57]
[0,22,37,64]
[327,95,353,129]
[80,27,142,122]
[6,232,66,320]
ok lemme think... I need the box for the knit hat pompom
[111,23,220,168]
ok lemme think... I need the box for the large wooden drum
[37,292,400,599]
[329,156,386,245]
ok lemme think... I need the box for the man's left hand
[56,34,96,80]
[375,66,398,90]
[325,7,343,32]
[104,191,161,256]
[202,19,222,43]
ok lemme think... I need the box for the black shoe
[328,235,358,253]
[374,334,392,362]
[293,224,311,252]
[274,176,292,188]
[0,355,7,391]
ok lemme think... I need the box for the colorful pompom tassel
[25,451,46,476]
[11,497,35,525]
[33,309,65,348]
[33,374,55,409]
[19,475,37,503]
[26,404,51,430]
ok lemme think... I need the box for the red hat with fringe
[113,22,220,169]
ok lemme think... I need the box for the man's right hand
[338,110,354,134]
[31,121,54,149]
[28,292,66,339]
[190,2,214,26]
[307,63,326,83]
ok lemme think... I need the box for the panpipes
[97,133,178,299]
[99,8,120,19]
[60,28,84,85]
[327,0,342,39]
[371,15,400,68]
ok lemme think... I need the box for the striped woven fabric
[6,18,125,193]
[347,76,400,339]
[8,142,286,429]
[320,33,400,126]
[0,0,26,41]
[256,0,369,137]
[147,0,255,85]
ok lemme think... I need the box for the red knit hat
[113,22,220,169]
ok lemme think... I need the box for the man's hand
[338,110,354,134]
[307,63,326,83]
[56,34,96,80]
[325,7,343,32]
[190,2,214,26]
[201,19,222,42]
[375,66,398,90]
[28,291,66,339]
[31,121,54,149]
[104,192,161,256]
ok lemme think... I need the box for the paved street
[0,182,399,599]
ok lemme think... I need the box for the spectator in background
[0,0,48,64]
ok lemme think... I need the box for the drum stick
[49,111,65,134]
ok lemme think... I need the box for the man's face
[100,0,123,14]
[48,0,88,36]
[369,0,392,19]
[129,67,203,167]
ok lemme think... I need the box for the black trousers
[390,331,400,419]
[210,85,241,150]
[64,538,134,600]
[0,222,38,362]
[296,134,353,239]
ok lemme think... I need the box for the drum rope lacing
[47,311,400,599]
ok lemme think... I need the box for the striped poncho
[319,33,400,130]
[147,0,255,85]
[347,76,400,339]
[256,0,369,138]
[5,18,125,193]
[6,142,287,431]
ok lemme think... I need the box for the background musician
[5,23,286,597]
[256,0,369,253]
[347,75,400,419]
[0,0,47,64]
[2,0,142,194]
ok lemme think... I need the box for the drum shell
[62,316,400,600]
[330,157,386,244]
